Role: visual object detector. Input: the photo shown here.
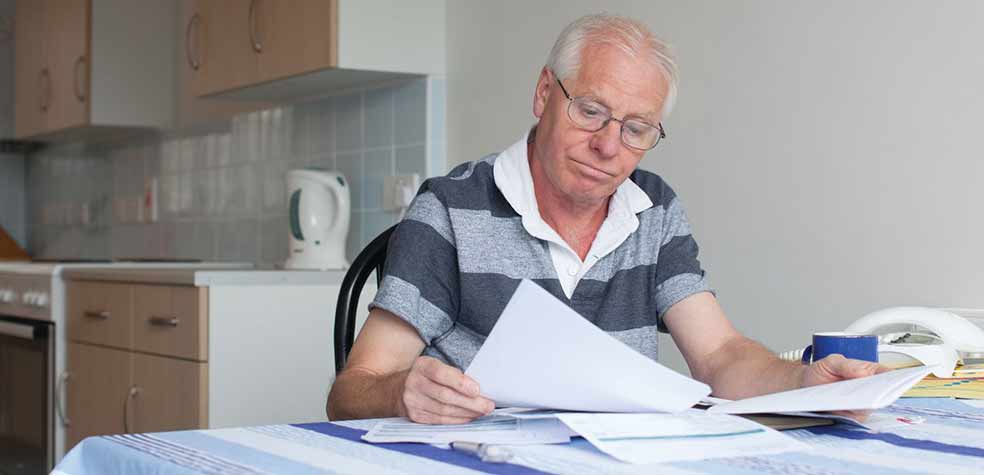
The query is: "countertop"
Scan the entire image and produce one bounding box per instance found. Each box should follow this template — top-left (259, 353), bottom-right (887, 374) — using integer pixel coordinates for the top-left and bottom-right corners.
top-left (62, 267), bottom-right (350, 286)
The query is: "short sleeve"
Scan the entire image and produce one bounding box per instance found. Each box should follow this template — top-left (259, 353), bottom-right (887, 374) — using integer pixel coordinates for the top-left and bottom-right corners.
top-left (654, 196), bottom-right (713, 331)
top-left (369, 190), bottom-right (460, 345)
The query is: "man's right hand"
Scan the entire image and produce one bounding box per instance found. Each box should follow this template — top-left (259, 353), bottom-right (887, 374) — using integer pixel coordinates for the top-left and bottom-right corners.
top-left (399, 356), bottom-right (495, 424)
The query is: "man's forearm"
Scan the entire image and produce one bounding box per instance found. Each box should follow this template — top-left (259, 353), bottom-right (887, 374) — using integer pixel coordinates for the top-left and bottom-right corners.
top-left (326, 367), bottom-right (408, 420)
top-left (699, 336), bottom-right (806, 400)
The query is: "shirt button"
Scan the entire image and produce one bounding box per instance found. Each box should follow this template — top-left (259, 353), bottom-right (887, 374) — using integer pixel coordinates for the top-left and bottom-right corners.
top-left (567, 265), bottom-right (578, 276)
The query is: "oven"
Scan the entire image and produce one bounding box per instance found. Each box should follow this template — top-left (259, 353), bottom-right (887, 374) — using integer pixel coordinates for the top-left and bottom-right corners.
top-left (0, 316), bottom-right (53, 475)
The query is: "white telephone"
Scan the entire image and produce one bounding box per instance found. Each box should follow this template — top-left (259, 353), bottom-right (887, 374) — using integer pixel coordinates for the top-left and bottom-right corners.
top-left (780, 307), bottom-right (984, 378)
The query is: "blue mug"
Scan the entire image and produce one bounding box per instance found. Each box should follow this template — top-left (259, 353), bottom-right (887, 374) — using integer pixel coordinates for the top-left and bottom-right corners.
top-left (801, 332), bottom-right (879, 364)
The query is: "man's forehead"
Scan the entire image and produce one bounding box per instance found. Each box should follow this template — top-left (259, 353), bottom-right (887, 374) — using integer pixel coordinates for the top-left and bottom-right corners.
top-left (571, 44), bottom-right (668, 120)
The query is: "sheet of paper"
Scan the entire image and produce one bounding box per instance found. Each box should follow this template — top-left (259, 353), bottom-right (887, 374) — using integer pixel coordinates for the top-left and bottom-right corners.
top-left (361, 414), bottom-right (571, 445)
top-left (709, 365), bottom-right (934, 414)
top-left (465, 279), bottom-right (710, 413)
top-left (555, 410), bottom-right (809, 464)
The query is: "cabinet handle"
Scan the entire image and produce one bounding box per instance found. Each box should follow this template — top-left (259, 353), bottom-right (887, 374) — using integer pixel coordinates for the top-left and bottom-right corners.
top-left (186, 13), bottom-right (201, 70)
top-left (83, 310), bottom-right (110, 320)
top-left (123, 385), bottom-right (141, 433)
top-left (149, 315), bottom-right (180, 327)
top-left (38, 68), bottom-right (50, 112)
top-left (56, 371), bottom-right (72, 427)
top-left (248, 0), bottom-right (263, 52)
top-left (73, 56), bottom-right (87, 102)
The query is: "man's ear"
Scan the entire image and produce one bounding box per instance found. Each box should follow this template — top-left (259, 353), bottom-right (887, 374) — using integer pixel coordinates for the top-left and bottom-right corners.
top-left (532, 67), bottom-right (553, 119)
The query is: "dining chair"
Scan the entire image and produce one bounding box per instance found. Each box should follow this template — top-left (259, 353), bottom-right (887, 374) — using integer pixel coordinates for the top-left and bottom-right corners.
top-left (333, 224), bottom-right (398, 373)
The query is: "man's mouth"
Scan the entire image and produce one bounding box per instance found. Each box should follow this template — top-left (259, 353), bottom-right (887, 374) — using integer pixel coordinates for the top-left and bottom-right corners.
top-left (570, 158), bottom-right (616, 177)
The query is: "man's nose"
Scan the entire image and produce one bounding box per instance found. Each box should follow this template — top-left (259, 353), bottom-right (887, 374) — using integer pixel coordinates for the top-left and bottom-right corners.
top-left (589, 120), bottom-right (622, 159)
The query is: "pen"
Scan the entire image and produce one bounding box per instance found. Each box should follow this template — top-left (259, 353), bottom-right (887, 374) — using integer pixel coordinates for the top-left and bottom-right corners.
top-left (450, 441), bottom-right (513, 463)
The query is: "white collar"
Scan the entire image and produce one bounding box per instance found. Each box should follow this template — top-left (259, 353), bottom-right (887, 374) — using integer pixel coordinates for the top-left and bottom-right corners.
top-left (492, 129), bottom-right (653, 252)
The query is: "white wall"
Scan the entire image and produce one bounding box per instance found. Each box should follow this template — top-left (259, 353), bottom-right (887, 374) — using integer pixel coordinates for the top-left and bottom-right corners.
top-left (447, 1), bottom-right (984, 373)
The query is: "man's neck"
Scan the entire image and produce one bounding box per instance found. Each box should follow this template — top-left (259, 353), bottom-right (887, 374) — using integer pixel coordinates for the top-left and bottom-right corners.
top-left (527, 142), bottom-right (609, 261)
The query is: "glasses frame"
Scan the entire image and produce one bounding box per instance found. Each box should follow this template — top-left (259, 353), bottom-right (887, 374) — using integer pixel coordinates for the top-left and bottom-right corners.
top-left (555, 78), bottom-right (666, 151)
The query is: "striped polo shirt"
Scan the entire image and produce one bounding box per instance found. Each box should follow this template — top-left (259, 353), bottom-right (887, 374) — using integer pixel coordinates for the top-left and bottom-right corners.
top-left (370, 135), bottom-right (712, 370)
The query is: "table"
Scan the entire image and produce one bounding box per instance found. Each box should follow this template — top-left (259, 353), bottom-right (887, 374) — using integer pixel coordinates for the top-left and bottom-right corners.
top-left (52, 398), bottom-right (984, 475)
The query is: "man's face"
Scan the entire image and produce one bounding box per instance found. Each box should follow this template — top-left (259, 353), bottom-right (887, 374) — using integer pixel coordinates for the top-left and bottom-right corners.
top-left (531, 44), bottom-right (669, 206)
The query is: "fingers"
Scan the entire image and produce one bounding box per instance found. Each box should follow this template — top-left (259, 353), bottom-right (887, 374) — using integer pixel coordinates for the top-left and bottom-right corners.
top-left (418, 358), bottom-right (481, 397)
top-left (402, 357), bottom-right (495, 424)
top-left (818, 354), bottom-right (887, 379)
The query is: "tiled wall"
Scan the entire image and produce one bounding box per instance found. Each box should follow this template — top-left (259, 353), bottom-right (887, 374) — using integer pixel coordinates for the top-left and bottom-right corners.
top-left (26, 77), bottom-right (447, 267)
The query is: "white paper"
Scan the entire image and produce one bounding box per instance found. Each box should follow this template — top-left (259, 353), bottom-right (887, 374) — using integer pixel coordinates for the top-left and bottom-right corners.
top-left (556, 410), bottom-right (809, 464)
top-left (709, 365), bottom-right (934, 414)
top-left (361, 414), bottom-right (571, 445)
top-left (465, 280), bottom-right (710, 413)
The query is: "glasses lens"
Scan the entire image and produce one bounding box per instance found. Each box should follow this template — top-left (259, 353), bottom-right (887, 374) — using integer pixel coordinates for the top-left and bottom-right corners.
top-left (568, 98), bottom-right (609, 131)
top-left (621, 120), bottom-right (661, 150)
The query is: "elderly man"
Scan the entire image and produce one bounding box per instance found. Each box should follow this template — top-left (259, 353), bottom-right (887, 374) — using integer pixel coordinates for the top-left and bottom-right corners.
top-left (327, 14), bottom-right (881, 424)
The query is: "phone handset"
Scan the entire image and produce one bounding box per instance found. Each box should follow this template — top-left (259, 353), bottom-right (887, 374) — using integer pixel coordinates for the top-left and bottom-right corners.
top-left (779, 307), bottom-right (984, 378)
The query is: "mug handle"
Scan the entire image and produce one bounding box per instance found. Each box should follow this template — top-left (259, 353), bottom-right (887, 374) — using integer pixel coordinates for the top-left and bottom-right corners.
top-left (801, 345), bottom-right (813, 364)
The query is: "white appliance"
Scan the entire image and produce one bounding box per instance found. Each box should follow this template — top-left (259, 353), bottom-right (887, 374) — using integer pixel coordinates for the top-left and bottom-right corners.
top-left (285, 169), bottom-right (351, 270)
top-left (0, 260), bottom-right (250, 472)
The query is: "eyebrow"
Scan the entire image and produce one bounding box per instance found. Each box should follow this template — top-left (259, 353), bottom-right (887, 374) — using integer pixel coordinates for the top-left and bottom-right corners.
top-left (581, 88), bottom-right (660, 124)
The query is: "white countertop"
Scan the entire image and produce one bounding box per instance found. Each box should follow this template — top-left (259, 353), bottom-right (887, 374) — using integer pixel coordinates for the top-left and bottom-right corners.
top-left (194, 269), bottom-right (349, 286)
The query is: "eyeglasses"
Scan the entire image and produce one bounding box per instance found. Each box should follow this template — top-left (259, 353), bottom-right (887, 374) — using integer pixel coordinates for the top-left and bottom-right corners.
top-left (555, 78), bottom-right (666, 151)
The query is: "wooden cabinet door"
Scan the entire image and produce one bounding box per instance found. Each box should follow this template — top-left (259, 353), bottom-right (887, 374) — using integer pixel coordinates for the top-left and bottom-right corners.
top-left (66, 282), bottom-right (132, 349)
top-left (195, 0), bottom-right (258, 95)
top-left (65, 343), bottom-right (131, 451)
top-left (131, 352), bottom-right (208, 433)
top-left (13, 0), bottom-right (48, 138)
top-left (44, 0), bottom-right (90, 132)
top-left (177, 0), bottom-right (264, 126)
top-left (259, 0), bottom-right (337, 82)
top-left (132, 285), bottom-right (207, 361)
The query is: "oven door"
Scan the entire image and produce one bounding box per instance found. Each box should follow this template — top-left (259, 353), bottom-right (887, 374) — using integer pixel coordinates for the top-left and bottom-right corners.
top-left (0, 316), bottom-right (53, 475)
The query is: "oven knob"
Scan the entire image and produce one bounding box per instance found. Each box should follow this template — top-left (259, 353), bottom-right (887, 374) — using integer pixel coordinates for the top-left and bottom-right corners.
top-left (35, 292), bottom-right (49, 308)
top-left (22, 291), bottom-right (36, 305)
top-left (0, 289), bottom-right (14, 303)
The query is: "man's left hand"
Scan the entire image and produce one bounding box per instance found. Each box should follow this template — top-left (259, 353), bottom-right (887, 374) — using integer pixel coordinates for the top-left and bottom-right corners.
top-left (800, 354), bottom-right (891, 422)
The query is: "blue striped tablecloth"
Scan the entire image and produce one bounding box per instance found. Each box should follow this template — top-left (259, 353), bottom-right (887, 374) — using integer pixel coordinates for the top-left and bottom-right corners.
top-left (52, 398), bottom-right (984, 475)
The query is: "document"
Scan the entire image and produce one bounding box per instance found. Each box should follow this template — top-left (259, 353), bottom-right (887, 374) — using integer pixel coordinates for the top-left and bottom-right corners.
top-left (708, 365), bottom-right (934, 414)
top-left (555, 410), bottom-right (809, 464)
top-left (465, 280), bottom-right (711, 413)
top-left (361, 414), bottom-right (572, 445)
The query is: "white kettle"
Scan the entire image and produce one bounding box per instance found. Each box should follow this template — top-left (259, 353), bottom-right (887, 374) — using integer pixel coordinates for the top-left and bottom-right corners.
top-left (285, 169), bottom-right (350, 270)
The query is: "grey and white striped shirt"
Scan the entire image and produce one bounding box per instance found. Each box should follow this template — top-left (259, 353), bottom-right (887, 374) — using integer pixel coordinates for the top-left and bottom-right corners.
top-left (370, 139), bottom-right (712, 370)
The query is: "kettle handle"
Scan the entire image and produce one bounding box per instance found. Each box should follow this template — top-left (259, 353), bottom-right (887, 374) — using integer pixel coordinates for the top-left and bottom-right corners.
top-left (289, 189), bottom-right (305, 241)
top-left (322, 175), bottom-right (349, 232)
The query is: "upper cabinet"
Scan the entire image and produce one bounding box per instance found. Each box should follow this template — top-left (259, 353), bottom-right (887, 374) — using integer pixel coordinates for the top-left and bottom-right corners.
top-left (184, 0), bottom-right (445, 101)
top-left (14, 0), bottom-right (176, 141)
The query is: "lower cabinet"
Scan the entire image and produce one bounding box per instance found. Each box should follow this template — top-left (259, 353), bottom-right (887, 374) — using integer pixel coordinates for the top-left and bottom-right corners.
top-left (65, 342), bottom-right (207, 450)
top-left (65, 343), bottom-right (129, 449)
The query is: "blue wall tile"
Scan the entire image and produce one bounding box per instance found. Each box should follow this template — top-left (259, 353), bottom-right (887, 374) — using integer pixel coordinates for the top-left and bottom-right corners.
top-left (394, 79), bottom-right (427, 146)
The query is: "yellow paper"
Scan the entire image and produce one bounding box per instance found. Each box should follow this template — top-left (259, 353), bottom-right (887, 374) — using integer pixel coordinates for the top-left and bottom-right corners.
top-left (902, 375), bottom-right (984, 399)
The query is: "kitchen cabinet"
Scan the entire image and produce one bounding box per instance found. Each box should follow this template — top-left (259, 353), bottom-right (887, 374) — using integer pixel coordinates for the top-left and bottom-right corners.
top-left (64, 281), bottom-right (208, 450)
top-left (175, 0), bottom-right (265, 127)
top-left (186, 0), bottom-right (445, 101)
top-left (13, 0), bottom-right (176, 141)
top-left (64, 343), bottom-right (130, 450)
top-left (61, 269), bottom-right (375, 452)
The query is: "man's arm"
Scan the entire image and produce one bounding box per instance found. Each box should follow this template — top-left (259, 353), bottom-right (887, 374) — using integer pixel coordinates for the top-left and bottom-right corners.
top-left (326, 308), bottom-right (494, 423)
top-left (663, 292), bottom-right (884, 401)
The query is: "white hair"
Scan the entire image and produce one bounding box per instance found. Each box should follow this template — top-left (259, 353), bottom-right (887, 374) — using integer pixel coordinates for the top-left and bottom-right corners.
top-left (546, 13), bottom-right (679, 119)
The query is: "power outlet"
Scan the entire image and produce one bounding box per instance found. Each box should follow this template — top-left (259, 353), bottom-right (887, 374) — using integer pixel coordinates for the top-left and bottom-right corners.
top-left (383, 174), bottom-right (420, 211)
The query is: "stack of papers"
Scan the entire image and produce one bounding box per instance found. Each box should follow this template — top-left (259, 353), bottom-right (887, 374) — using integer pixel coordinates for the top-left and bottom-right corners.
top-left (362, 414), bottom-right (571, 445)
top-left (362, 280), bottom-right (934, 465)
top-left (465, 280), bottom-right (710, 413)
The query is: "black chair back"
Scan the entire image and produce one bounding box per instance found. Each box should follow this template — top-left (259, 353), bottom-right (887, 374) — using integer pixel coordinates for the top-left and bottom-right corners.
top-left (334, 225), bottom-right (398, 373)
